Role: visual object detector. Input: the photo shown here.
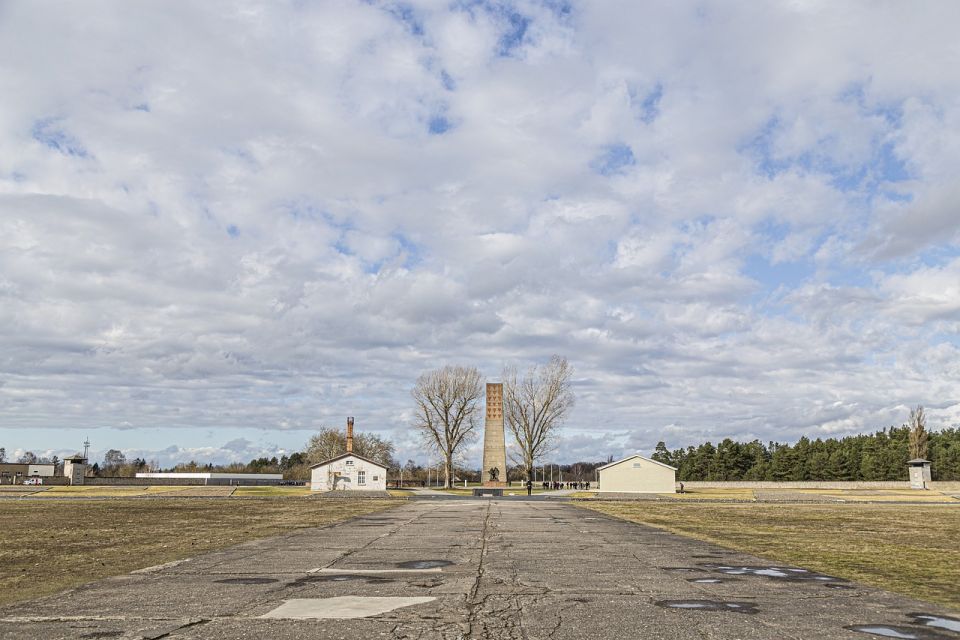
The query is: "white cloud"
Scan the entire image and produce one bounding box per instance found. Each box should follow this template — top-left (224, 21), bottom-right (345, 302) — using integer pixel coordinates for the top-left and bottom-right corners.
top-left (1, 1), bottom-right (959, 465)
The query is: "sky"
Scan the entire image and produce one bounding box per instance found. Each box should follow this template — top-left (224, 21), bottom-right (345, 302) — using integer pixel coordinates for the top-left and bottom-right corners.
top-left (2, 1), bottom-right (959, 470)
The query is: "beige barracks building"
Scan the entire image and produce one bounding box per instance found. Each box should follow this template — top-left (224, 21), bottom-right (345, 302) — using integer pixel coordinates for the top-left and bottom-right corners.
top-left (596, 454), bottom-right (677, 493)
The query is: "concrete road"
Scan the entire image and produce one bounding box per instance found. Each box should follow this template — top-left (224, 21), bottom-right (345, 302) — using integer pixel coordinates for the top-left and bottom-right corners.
top-left (2, 499), bottom-right (958, 639)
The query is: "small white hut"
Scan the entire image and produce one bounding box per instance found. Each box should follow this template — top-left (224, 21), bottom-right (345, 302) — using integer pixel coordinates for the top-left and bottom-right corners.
top-left (309, 417), bottom-right (388, 492)
top-left (596, 454), bottom-right (677, 493)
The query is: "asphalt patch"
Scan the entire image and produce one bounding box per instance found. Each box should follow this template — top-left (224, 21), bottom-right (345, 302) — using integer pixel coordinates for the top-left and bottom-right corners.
top-left (655, 600), bottom-right (759, 614)
top-left (214, 577), bottom-right (279, 585)
top-left (293, 574), bottom-right (394, 586)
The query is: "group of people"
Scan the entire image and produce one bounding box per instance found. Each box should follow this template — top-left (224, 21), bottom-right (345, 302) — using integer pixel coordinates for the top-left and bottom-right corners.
top-left (541, 481), bottom-right (590, 490)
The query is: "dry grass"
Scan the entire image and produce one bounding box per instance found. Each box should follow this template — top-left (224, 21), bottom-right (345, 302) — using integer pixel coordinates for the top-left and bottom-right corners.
top-left (0, 497), bottom-right (398, 606)
top-left (231, 486), bottom-right (311, 497)
top-left (665, 488), bottom-right (757, 500)
top-left (35, 486), bottom-right (188, 497)
top-left (578, 501), bottom-right (960, 611)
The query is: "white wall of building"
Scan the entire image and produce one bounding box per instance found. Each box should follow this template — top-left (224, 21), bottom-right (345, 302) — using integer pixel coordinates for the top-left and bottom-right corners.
top-left (597, 455), bottom-right (676, 493)
top-left (310, 455), bottom-right (387, 491)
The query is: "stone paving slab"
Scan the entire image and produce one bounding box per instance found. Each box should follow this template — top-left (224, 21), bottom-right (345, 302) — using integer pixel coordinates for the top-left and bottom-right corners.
top-left (1, 499), bottom-right (958, 639)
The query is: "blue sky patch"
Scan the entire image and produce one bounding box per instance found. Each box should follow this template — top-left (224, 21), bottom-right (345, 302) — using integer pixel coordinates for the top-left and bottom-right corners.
top-left (31, 118), bottom-right (88, 157)
top-left (591, 143), bottom-right (636, 176)
top-left (638, 83), bottom-right (662, 123)
top-left (428, 114), bottom-right (452, 135)
top-left (385, 2), bottom-right (424, 36)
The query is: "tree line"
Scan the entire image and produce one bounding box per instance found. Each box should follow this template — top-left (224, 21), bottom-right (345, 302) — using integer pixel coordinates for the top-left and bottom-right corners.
top-left (651, 410), bottom-right (960, 482)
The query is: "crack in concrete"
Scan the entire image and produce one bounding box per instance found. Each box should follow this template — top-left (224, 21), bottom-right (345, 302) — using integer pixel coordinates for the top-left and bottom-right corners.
top-left (464, 502), bottom-right (492, 639)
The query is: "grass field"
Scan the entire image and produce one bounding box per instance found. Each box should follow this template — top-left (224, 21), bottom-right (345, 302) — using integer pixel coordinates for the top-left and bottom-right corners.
top-left (0, 498), bottom-right (397, 606)
top-left (578, 501), bottom-right (960, 611)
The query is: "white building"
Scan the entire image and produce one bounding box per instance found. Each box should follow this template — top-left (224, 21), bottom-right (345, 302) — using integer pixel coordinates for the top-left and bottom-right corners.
top-left (310, 453), bottom-right (387, 492)
top-left (596, 454), bottom-right (677, 493)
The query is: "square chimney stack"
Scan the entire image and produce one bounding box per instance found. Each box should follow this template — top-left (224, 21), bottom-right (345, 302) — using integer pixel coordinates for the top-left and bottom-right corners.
top-left (346, 416), bottom-right (354, 453)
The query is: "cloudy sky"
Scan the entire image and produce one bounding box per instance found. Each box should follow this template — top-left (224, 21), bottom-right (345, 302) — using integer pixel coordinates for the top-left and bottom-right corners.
top-left (2, 1), bottom-right (959, 469)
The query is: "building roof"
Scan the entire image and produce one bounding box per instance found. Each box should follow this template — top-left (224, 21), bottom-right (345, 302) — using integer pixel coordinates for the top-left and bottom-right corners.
top-left (309, 452), bottom-right (388, 470)
top-left (596, 454), bottom-right (678, 472)
top-left (907, 458), bottom-right (931, 465)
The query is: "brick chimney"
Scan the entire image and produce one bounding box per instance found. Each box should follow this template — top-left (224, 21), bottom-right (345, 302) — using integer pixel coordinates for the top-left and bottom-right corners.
top-left (346, 417), bottom-right (354, 453)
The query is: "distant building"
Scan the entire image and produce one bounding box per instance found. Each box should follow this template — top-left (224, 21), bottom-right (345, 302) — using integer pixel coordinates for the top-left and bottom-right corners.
top-left (596, 454), bottom-right (677, 493)
top-left (309, 417), bottom-right (388, 492)
top-left (0, 463), bottom-right (55, 485)
top-left (135, 472), bottom-right (284, 485)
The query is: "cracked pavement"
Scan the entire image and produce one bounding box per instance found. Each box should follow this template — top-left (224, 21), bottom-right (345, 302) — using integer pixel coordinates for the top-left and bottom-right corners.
top-left (1, 499), bottom-right (957, 639)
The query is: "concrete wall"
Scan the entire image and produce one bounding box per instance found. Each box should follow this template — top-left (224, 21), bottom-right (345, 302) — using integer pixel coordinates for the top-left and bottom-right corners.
top-left (311, 456), bottom-right (387, 491)
top-left (679, 480), bottom-right (960, 491)
top-left (599, 457), bottom-right (676, 493)
top-left (136, 472), bottom-right (284, 481)
top-left (84, 477), bottom-right (286, 486)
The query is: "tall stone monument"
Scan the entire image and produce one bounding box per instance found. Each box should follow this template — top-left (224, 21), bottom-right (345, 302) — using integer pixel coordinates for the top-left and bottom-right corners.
top-left (481, 382), bottom-right (507, 487)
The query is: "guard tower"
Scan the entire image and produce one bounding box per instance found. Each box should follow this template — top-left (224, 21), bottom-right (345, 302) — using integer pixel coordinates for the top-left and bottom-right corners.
top-left (907, 458), bottom-right (931, 490)
top-left (63, 455), bottom-right (87, 485)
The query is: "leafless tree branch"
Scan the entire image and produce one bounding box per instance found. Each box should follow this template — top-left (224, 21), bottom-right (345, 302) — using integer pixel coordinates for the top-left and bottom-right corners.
top-left (411, 365), bottom-right (484, 488)
top-left (503, 355), bottom-right (574, 481)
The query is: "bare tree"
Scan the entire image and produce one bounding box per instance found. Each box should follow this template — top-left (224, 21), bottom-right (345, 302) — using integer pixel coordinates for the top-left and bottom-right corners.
top-left (908, 405), bottom-right (929, 460)
top-left (304, 427), bottom-right (396, 467)
top-left (503, 356), bottom-right (575, 481)
top-left (411, 365), bottom-right (484, 488)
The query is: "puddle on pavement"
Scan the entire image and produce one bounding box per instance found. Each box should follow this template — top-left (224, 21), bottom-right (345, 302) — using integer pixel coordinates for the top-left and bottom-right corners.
top-left (687, 578), bottom-right (729, 584)
top-left (907, 614), bottom-right (960, 633)
top-left (846, 624), bottom-right (955, 639)
top-left (397, 560), bottom-right (453, 569)
top-left (655, 600), bottom-right (758, 614)
top-left (698, 563), bottom-right (845, 583)
top-left (293, 574), bottom-right (393, 586)
top-left (214, 577), bottom-right (279, 585)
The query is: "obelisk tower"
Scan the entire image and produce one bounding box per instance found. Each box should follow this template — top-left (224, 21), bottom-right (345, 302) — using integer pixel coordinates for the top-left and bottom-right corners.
top-left (481, 382), bottom-right (507, 487)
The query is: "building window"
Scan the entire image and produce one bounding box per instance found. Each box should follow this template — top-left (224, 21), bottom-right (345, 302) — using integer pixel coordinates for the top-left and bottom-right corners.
top-left (372, 476), bottom-right (378, 482)
top-left (345, 460), bottom-right (354, 466)
top-left (357, 471), bottom-right (366, 485)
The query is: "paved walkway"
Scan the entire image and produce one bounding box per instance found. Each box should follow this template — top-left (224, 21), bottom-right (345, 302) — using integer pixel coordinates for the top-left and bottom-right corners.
top-left (1, 500), bottom-right (957, 639)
